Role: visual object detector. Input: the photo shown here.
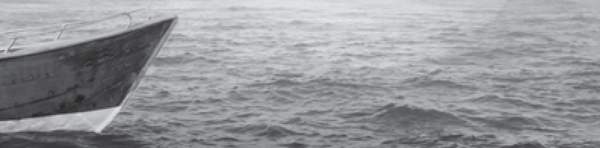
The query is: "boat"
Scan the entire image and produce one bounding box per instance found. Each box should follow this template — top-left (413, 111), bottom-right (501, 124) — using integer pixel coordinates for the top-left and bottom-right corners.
top-left (0, 9), bottom-right (178, 133)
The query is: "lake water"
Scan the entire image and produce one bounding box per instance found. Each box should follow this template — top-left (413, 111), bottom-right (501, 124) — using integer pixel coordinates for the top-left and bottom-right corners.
top-left (1, 0), bottom-right (600, 147)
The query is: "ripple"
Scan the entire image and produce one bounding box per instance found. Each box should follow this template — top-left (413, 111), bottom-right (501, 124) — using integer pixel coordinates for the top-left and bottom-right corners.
top-left (567, 70), bottom-right (600, 77)
top-left (570, 99), bottom-right (600, 106)
top-left (213, 137), bottom-right (242, 142)
top-left (132, 104), bottom-right (189, 113)
top-left (0, 131), bottom-right (147, 148)
top-left (488, 75), bottom-right (552, 83)
top-left (404, 76), bottom-right (476, 90)
top-left (248, 79), bottom-right (302, 87)
top-left (571, 84), bottom-right (600, 92)
top-left (153, 53), bottom-right (213, 67)
top-left (466, 94), bottom-right (547, 109)
top-left (460, 48), bottom-right (524, 59)
top-left (277, 142), bottom-right (308, 148)
top-left (199, 24), bottom-right (249, 31)
top-left (467, 116), bottom-right (540, 130)
top-left (224, 124), bottom-right (307, 139)
top-left (294, 109), bottom-right (333, 116)
top-left (501, 142), bottom-right (545, 148)
top-left (373, 104), bottom-right (467, 128)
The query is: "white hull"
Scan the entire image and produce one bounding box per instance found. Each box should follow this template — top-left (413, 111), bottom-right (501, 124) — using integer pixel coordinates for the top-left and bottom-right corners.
top-left (0, 106), bottom-right (122, 133)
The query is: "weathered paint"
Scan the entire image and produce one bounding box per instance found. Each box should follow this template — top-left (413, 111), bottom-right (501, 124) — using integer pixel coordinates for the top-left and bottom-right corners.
top-left (0, 16), bottom-right (177, 121)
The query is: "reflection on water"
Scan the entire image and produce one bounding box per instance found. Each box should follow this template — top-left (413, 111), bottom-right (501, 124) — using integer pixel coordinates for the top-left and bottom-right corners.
top-left (2, 0), bottom-right (600, 147)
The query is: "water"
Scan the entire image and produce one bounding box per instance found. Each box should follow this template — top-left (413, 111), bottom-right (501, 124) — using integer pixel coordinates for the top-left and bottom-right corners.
top-left (2, 0), bottom-right (600, 147)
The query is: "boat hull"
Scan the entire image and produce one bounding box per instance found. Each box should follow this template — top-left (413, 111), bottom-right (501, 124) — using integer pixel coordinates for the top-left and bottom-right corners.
top-left (0, 15), bottom-right (177, 129)
top-left (0, 106), bottom-right (122, 133)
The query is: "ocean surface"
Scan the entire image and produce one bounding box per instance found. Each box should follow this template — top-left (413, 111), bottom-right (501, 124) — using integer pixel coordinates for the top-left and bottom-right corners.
top-left (2, 0), bottom-right (600, 147)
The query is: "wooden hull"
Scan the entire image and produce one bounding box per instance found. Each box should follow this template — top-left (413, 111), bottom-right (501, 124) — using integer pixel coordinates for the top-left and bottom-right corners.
top-left (0, 15), bottom-right (178, 123)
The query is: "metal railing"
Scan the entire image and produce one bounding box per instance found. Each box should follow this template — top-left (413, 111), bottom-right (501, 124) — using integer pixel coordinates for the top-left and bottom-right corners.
top-left (2, 8), bottom-right (153, 54)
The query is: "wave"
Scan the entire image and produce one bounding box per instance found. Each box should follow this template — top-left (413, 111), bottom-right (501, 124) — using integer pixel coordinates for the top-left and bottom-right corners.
top-left (131, 103), bottom-right (189, 113)
top-left (567, 70), bottom-right (600, 77)
top-left (425, 57), bottom-right (478, 65)
top-left (225, 6), bottom-right (293, 12)
top-left (466, 94), bottom-right (547, 109)
top-left (153, 53), bottom-right (215, 67)
top-left (294, 109), bottom-right (333, 116)
top-left (403, 76), bottom-right (476, 90)
top-left (553, 56), bottom-right (599, 66)
top-left (278, 142), bottom-right (309, 148)
top-left (226, 6), bottom-right (262, 12)
top-left (199, 23), bottom-right (257, 31)
top-left (460, 48), bottom-right (525, 59)
top-left (248, 79), bottom-right (302, 87)
top-left (372, 104), bottom-right (467, 128)
top-left (0, 131), bottom-right (147, 148)
top-left (466, 115), bottom-right (540, 130)
top-left (570, 99), bottom-right (600, 106)
top-left (571, 84), bottom-right (600, 92)
top-left (224, 124), bottom-right (309, 139)
top-left (168, 32), bottom-right (197, 42)
top-left (289, 41), bottom-right (331, 48)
